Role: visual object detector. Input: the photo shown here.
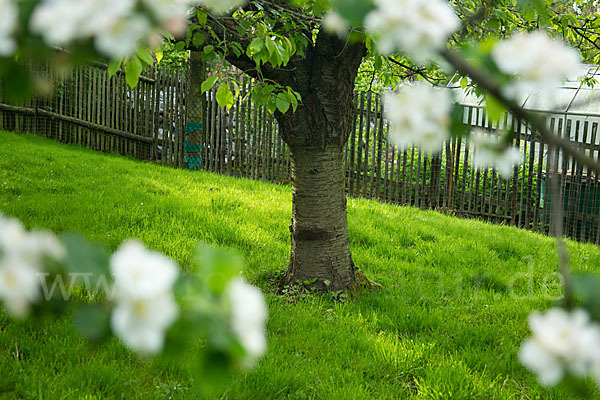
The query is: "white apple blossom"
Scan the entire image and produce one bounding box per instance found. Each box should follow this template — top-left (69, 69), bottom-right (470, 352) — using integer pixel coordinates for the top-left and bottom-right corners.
top-left (0, 254), bottom-right (42, 317)
top-left (111, 292), bottom-right (178, 355)
top-left (365, 0), bottom-right (459, 64)
top-left (31, 0), bottom-right (135, 55)
top-left (95, 16), bottom-right (151, 60)
top-left (492, 32), bottom-right (581, 100)
top-left (323, 12), bottom-right (349, 38)
top-left (226, 277), bottom-right (268, 367)
top-left (0, 0), bottom-right (18, 56)
top-left (110, 240), bottom-right (178, 300)
top-left (110, 240), bottom-right (179, 355)
top-left (0, 214), bottom-right (64, 317)
top-left (471, 130), bottom-right (521, 178)
top-left (385, 84), bottom-right (452, 153)
top-left (519, 308), bottom-right (600, 386)
top-left (195, 0), bottom-right (247, 15)
top-left (30, 0), bottom-right (196, 58)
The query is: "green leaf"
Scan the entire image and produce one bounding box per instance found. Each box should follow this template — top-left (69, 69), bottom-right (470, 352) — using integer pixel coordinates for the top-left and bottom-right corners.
top-left (136, 49), bottom-right (154, 66)
top-left (484, 94), bottom-right (506, 123)
top-left (197, 10), bottom-right (208, 25)
top-left (194, 245), bottom-right (243, 295)
top-left (192, 32), bottom-right (206, 47)
top-left (488, 18), bottom-right (500, 32)
top-left (264, 37), bottom-right (276, 57)
top-left (201, 76), bottom-right (219, 93)
top-left (155, 51), bottom-right (163, 65)
top-left (62, 234), bottom-right (110, 289)
top-left (216, 83), bottom-right (234, 109)
top-left (247, 38), bottom-right (264, 56)
top-left (267, 99), bottom-right (277, 114)
top-left (288, 89), bottom-right (298, 112)
top-left (449, 103), bottom-right (467, 139)
top-left (276, 93), bottom-right (291, 114)
top-left (73, 305), bottom-right (110, 342)
top-left (124, 56), bottom-right (143, 89)
top-left (107, 60), bottom-right (121, 77)
top-left (571, 274), bottom-right (600, 323)
top-left (230, 42), bottom-right (243, 57)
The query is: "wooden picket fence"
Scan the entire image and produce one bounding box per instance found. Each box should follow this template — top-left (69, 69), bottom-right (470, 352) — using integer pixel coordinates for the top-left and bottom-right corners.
top-left (200, 78), bottom-right (291, 182)
top-left (0, 61), bottom-right (187, 167)
top-left (201, 89), bottom-right (600, 244)
top-left (2, 63), bottom-right (600, 244)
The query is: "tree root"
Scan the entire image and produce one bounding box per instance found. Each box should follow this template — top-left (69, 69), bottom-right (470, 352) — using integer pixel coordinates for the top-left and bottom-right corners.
top-left (347, 268), bottom-right (382, 296)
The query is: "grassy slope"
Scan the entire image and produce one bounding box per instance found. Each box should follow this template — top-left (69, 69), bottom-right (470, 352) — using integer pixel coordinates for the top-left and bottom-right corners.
top-left (1, 131), bottom-right (599, 399)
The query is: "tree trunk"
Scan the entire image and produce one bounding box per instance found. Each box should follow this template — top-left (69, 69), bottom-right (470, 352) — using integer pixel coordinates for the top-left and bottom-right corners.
top-left (285, 144), bottom-right (355, 291)
top-left (272, 33), bottom-right (365, 293)
top-left (209, 21), bottom-right (367, 292)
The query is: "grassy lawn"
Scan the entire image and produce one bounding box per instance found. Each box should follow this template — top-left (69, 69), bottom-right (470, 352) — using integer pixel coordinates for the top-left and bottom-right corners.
top-left (1, 130), bottom-right (600, 399)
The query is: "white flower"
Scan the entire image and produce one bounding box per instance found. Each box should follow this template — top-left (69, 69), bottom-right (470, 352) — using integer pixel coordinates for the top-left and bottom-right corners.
top-left (492, 32), bottom-right (581, 100)
top-left (141, 0), bottom-right (191, 36)
top-left (0, 214), bottom-right (64, 317)
top-left (365, 0), bottom-right (459, 63)
top-left (110, 240), bottom-right (178, 300)
top-left (385, 84), bottom-right (452, 153)
top-left (95, 16), bottom-right (151, 59)
top-left (111, 292), bottom-right (178, 355)
top-left (0, 255), bottom-right (42, 317)
top-left (226, 278), bottom-right (268, 366)
top-left (31, 0), bottom-right (107, 46)
top-left (80, 0), bottom-right (135, 39)
top-left (194, 0), bottom-right (246, 15)
top-left (471, 130), bottom-right (521, 178)
top-left (519, 308), bottom-right (600, 386)
top-left (30, 0), bottom-right (161, 58)
top-left (110, 240), bottom-right (180, 355)
top-left (323, 12), bottom-right (349, 38)
top-left (0, 0), bottom-right (18, 56)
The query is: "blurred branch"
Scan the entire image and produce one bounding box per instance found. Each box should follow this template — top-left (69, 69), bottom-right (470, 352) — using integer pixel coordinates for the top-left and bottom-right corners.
top-left (548, 148), bottom-right (575, 309)
top-left (441, 47), bottom-right (600, 176)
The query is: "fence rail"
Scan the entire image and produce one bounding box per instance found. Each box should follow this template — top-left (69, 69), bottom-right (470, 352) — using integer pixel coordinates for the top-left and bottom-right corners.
top-left (0, 62), bottom-right (187, 168)
top-left (199, 88), bottom-right (600, 244)
top-left (1, 62), bottom-right (599, 244)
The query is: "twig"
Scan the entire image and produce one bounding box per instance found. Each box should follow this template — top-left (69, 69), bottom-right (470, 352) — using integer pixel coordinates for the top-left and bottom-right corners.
top-left (440, 47), bottom-right (600, 176)
top-left (548, 148), bottom-right (575, 309)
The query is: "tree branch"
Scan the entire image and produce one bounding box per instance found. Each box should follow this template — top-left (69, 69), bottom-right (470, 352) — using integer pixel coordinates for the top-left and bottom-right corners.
top-left (441, 47), bottom-right (600, 176)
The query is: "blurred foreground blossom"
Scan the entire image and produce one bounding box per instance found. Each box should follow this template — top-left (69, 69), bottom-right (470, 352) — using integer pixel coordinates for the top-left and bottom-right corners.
top-left (471, 130), bottom-right (521, 178)
top-left (110, 240), bottom-right (179, 355)
top-left (365, 0), bottom-right (459, 63)
top-left (323, 12), bottom-right (349, 37)
top-left (385, 84), bottom-right (452, 153)
top-left (30, 0), bottom-right (189, 58)
top-left (519, 308), bottom-right (600, 386)
top-left (0, 0), bottom-right (17, 56)
top-left (195, 0), bottom-right (247, 15)
top-left (0, 214), bottom-right (64, 317)
top-left (492, 32), bottom-right (581, 100)
top-left (226, 277), bottom-right (268, 367)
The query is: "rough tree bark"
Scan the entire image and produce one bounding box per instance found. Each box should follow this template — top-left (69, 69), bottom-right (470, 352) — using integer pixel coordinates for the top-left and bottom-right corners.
top-left (200, 17), bottom-right (367, 292)
top-left (274, 33), bottom-right (366, 291)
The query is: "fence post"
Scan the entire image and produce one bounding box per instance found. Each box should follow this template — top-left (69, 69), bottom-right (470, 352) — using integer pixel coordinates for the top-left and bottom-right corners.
top-left (185, 51), bottom-right (206, 170)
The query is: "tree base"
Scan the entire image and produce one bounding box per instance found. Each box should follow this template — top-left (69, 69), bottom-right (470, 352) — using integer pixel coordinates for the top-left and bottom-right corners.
top-left (278, 262), bottom-right (381, 296)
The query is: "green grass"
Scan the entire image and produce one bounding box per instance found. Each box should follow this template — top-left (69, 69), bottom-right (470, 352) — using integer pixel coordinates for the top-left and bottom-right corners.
top-left (1, 130), bottom-right (600, 399)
